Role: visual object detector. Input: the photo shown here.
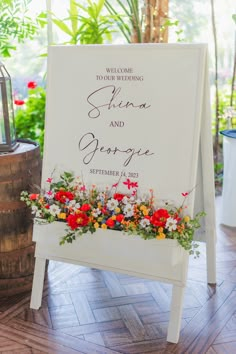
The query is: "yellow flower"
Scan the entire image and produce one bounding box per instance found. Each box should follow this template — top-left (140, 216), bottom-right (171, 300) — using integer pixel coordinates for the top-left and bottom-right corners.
top-left (142, 209), bottom-right (149, 216)
top-left (158, 227), bottom-right (163, 233)
top-left (97, 202), bottom-right (102, 209)
top-left (111, 215), bottom-right (116, 220)
top-left (115, 207), bottom-right (120, 213)
top-left (101, 224), bottom-right (107, 229)
top-left (58, 212), bottom-right (67, 220)
top-left (140, 205), bottom-right (146, 211)
top-left (184, 215), bottom-right (190, 223)
top-left (94, 222), bottom-right (99, 229)
top-left (156, 233), bottom-right (166, 240)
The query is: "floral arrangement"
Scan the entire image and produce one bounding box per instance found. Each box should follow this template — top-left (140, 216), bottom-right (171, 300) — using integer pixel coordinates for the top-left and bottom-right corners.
top-left (20, 171), bottom-right (205, 257)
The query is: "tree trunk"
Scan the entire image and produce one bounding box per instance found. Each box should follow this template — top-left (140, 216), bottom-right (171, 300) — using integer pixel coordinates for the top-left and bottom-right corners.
top-left (142, 0), bottom-right (169, 43)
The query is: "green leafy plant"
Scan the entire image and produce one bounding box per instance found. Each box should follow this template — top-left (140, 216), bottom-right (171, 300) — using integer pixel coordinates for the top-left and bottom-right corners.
top-left (14, 81), bottom-right (45, 154)
top-left (77, 0), bottom-right (115, 44)
top-left (0, 0), bottom-right (44, 57)
top-left (105, 0), bottom-right (141, 42)
top-left (46, 0), bottom-right (116, 45)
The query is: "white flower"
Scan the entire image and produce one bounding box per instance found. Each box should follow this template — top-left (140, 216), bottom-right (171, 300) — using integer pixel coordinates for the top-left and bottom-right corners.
top-left (129, 196), bottom-right (135, 203)
top-left (68, 200), bottom-right (76, 207)
top-left (45, 191), bottom-right (54, 199)
top-left (124, 203), bottom-right (134, 217)
top-left (122, 196), bottom-right (129, 204)
top-left (31, 205), bottom-right (38, 214)
top-left (35, 210), bottom-right (42, 218)
top-left (139, 218), bottom-right (150, 228)
top-left (166, 217), bottom-right (178, 231)
top-left (107, 198), bottom-right (119, 211)
top-left (78, 191), bottom-right (87, 199)
top-left (92, 208), bottom-right (101, 217)
top-left (32, 206), bottom-right (43, 218)
top-left (68, 200), bottom-right (81, 210)
top-left (49, 204), bottom-right (61, 216)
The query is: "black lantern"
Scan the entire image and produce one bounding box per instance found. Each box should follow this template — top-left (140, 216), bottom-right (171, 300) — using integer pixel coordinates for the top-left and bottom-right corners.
top-left (0, 61), bottom-right (19, 152)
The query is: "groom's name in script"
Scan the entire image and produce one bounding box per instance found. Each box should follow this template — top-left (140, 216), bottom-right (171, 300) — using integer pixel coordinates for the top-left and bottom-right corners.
top-left (78, 132), bottom-right (154, 167)
top-left (87, 85), bottom-right (151, 119)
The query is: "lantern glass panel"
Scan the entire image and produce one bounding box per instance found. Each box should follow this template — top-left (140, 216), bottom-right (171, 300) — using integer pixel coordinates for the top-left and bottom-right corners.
top-left (0, 84), bottom-right (6, 144)
top-left (5, 79), bottom-right (16, 142)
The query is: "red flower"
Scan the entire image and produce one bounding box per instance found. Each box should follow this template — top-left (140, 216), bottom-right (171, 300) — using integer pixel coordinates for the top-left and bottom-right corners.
top-left (29, 193), bottom-right (39, 200)
top-left (116, 214), bottom-right (124, 223)
top-left (181, 192), bottom-right (189, 197)
top-left (67, 212), bottom-right (89, 230)
top-left (150, 209), bottom-right (170, 227)
top-left (14, 99), bottom-right (25, 106)
top-left (80, 203), bottom-right (91, 212)
top-left (55, 191), bottom-right (74, 203)
top-left (113, 193), bottom-right (125, 202)
top-left (106, 218), bottom-right (115, 228)
top-left (27, 81), bottom-right (37, 89)
top-left (123, 178), bottom-right (132, 190)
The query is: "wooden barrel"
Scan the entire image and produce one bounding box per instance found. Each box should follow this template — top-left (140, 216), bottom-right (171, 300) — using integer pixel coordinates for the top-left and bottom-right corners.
top-left (0, 141), bottom-right (41, 296)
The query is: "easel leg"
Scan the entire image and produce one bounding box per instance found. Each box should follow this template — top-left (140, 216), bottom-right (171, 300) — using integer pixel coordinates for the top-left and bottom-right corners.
top-left (206, 233), bottom-right (217, 284)
top-left (30, 257), bottom-right (47, 310)
top-left (167, 284), bottom-right (185, 343)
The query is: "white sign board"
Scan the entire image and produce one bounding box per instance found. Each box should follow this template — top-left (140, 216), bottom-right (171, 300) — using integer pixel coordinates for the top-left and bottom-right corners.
top-left (45, 45), bottom-right (204, 203)
top-left (42, 44), bottom-right (216, 282)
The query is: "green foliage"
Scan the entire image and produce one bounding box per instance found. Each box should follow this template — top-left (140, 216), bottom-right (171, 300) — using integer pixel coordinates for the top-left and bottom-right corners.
top-left (49, 0), bottom-right (116, 45)
top-left (77, 0), bottom-right (115, 44)
top-left (105, 0), bottom-right (141, 43)
top-left (211, 87), bottom-right (236, 136)
top-left (15, 86), bottom-right (46, 155)
top-left (211, 86), bottom-right (236, 193)
top-left (0, 0), bottom-right (44, 57)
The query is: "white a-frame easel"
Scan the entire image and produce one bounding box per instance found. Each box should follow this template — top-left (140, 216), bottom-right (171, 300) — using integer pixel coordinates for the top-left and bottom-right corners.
top-left (30, 44), bottom-right (216, 343)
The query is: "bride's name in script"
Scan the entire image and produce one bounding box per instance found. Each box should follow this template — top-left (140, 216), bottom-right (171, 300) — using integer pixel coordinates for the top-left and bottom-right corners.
top-left (87, 85), bottom-right (151, 119)
top-left (78, 132), bottom-right (154, 167)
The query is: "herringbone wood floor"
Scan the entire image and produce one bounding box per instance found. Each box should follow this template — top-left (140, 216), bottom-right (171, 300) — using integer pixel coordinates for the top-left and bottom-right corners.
top-left (0, 197), bottom-right (236, 354)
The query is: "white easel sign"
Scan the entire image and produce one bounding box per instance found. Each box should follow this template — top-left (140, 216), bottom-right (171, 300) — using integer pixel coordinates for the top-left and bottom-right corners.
top-left (30, 44), bottom-right (216, 344)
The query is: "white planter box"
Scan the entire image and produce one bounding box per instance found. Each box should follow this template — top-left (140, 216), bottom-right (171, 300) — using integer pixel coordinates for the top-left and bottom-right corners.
top-left (31, 221), bottom-right (189, 343)
top-left (33, 221), bottom-right (186, 281)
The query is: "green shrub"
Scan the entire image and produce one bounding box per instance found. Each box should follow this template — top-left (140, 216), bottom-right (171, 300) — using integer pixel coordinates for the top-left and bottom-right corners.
top-left (14, 82), bottom-right (45, 155)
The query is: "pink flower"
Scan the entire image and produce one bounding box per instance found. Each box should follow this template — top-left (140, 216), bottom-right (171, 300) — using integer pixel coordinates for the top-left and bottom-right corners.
top-left (181, 192), bottom-right (189, 197)
top-left (27, 81), bottom-right (37, 89)
top-left (14, 99), bottom-right (25, 106)
top-left (46, 178), bottom-right (53, 183)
